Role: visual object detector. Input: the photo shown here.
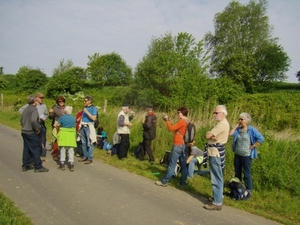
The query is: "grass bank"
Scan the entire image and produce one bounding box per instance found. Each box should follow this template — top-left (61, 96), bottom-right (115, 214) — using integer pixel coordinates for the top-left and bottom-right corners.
top-left (0, 100), bottom-right (299, 225)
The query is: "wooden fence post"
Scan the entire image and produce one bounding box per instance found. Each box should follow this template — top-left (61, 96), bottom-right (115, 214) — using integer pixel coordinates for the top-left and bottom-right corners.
top-left (103, 99), bottom-right (107, 113)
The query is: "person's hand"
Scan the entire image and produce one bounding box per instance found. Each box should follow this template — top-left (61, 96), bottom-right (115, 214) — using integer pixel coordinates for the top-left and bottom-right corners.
top-left (127, 122), bottom-right (133, 127)
top-left (49, 109), bottom-right (53, 113)
top-left (36, 130), bottom-right (40, 134)
top-left (210, 135), bottom-right (218, 141)
top-left (83, 108), bottom-right (89, 114)
top-left (162, 113), bottom-right (169, 121)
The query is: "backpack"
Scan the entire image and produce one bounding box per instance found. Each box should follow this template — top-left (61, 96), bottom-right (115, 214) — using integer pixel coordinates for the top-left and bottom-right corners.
top-left (228, 177), bottom-right (251, 200)
top-left (160, 151), bottom-right (171, 166)
top-left (160, 151), bottom-right (181, 176)
top-left (184, 122), bottom-right (196, 143)
top-left (132, 142), bottom-right (144, 158)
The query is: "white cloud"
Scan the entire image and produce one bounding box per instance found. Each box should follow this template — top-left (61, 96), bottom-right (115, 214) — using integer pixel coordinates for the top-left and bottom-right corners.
top-left (0, 0), bottom-right (299, 82)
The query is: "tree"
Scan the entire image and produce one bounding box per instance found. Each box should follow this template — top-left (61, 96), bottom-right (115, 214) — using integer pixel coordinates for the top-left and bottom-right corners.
top-left (46, 67), bottom-right (85, 98)
top-left (132, 32), bottom-right (209, 110)
top-left (15, 66), bottom-right (47, 93)
top-left (86, 52), bottom-right (132, 86)
top-left (296, 71), bottom-right (300, 82)
top-left (53, 59), bottom-right (87, 79)
top-left (204, 0), bottom-right (290, 93)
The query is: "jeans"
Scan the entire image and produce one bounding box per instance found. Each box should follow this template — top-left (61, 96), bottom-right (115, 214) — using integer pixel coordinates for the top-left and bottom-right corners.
top-left (209, 156), bottom-right (223, 206)
top-left (22, 133), bottom-right (42, 169)
top-left (161, 144), bottom-right (187, 185)
top-left (80, 127), bottom-right (94, 160)
top-left (60, 147), bottom-right (74, 163)
top-left (234, 154), bottom-right (252, 191)
top-left (187, 158), bottom-right (210, 178)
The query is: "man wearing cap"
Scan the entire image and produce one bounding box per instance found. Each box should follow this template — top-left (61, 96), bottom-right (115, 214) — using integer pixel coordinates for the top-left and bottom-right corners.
top-left (139, 104), bottom-right (157, 164)
top-left (19, 93), bottom-right (49, 161)
top-left (21, 95), bottom-right (49, 173)
top-left (117, 104), bottom-right (134, 160)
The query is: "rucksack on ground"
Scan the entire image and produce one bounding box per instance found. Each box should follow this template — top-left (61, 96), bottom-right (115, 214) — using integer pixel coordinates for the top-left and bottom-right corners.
top-left (228, 177), bottom-right (251, 200)
top-left (132, 142), bottom-right (143, 158)
top-left (160, 150), bottom-right (181, 177)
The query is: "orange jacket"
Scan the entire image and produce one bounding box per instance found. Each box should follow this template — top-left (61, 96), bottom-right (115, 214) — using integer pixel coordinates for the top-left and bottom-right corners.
top-left (166, 119), bottom-right (187, 145)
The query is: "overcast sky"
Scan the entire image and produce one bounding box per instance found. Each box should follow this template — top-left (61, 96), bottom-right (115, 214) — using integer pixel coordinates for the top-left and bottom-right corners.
top-left (0, 0), bottom-right (299, 83)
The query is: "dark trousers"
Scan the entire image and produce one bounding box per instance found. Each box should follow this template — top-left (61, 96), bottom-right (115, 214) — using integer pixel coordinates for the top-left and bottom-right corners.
top-left (234, 154), bottom-right (252, 191)
top-left (140, 139), bottom-right (154, 162)
top-left (22, 133), bottom-right (42, 169)
top-left (38, 125), bottom-right (47, 157)
top-left (118, 134), bottom-right (130, 159)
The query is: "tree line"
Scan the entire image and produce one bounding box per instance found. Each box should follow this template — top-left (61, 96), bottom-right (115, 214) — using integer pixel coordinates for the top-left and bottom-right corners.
top-left (0, 0), bottom-right (296, 110)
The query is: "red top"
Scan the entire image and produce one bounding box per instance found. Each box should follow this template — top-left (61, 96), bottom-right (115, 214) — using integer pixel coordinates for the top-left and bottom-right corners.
top-left (75, 111), bottom-right (83, 131)
top-left (166, 119), bottom-right (187, 145)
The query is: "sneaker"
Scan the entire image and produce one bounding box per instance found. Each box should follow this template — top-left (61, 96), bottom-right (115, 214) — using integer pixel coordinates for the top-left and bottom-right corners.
top-left (34, 166), bottom-right (49, 173)
top-left (69, 164), bottom-right (74, 172)
top-left (75, 153), bottom-right (80, 157)
top-left (84, 160), bottom-right (93, 164)
top-left (155, 181), bottom-right (167, 187)
top-left (22, 165), bottom-right (34, 172)
top-left (57, 163), bottom-right (65, 171)
top-left (78, 158), bottom-right (88, 162)
top-left (203, 203), bottom-right (222, 211)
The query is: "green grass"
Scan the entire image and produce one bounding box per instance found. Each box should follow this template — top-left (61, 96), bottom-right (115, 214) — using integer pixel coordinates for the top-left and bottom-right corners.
top-left (1, 101), bottom-right (299, 225)
top-left (0, 191), bottom-right (34, 225)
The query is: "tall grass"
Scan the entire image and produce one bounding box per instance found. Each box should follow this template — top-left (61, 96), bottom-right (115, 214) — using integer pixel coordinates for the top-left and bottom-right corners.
top-left (0, 92), bottom-right (300, 225)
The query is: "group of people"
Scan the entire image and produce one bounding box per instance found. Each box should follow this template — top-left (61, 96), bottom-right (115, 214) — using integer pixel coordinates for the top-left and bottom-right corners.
top-left (20, 94), bottom-right (99, 173)
top-left (155, 105), bottom-right (264, 212)
top-left (20, 95), bottom-right (264, 211)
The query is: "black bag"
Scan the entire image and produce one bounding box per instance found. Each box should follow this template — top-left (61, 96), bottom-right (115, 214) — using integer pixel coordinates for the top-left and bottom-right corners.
top-left (132, 142), bottom-right (143, 158)
top-left (228, 177), bottom-right (251, 200)
top-left (160, 151), bottom-right (171, 166)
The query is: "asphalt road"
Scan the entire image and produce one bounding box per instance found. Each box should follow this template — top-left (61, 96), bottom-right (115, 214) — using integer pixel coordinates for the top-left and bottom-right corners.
top-left (0, 124), bottom-right (281, 225)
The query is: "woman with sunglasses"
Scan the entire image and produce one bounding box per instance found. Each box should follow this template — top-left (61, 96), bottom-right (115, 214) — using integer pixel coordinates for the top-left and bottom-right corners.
top-left (229, 112), bottom-right (264, 195)
top-left (49, 96), bottom-right (66, 160)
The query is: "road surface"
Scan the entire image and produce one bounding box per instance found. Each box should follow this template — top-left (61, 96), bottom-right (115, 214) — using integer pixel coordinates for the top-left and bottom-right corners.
top-left (0, 124), bottom-right (281, 225)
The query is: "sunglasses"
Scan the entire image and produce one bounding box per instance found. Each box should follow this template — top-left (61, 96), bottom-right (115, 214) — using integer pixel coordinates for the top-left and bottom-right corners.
top-left (58, 100), bottom-right (65, 103)
top-left (84, 99), bottom-right (89, 102)
top-left (239, 118), bottom-right (245, 121)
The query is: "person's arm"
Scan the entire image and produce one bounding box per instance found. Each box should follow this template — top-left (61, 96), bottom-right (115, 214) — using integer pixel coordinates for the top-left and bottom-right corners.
top-left (186, 155), bottom-right (194, 164)
top-left (18, 104), bottom-right (28, 114)
top-left (229, 124), bottom-right (239, 136)
top-left (205, 131), bottom-right (218, 141)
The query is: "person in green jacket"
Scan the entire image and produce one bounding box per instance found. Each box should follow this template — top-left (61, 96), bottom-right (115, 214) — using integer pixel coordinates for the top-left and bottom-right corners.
top-left (55, 106), bottom-right (76, 172)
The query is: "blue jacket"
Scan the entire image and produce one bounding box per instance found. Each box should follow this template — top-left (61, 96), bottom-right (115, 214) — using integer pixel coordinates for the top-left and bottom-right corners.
top-left (232, 126), bottom-right (264, 159)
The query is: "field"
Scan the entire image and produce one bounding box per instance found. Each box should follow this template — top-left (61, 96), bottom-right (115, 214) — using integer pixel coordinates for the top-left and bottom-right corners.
top-left (0, 86), bottom-right (300, 225)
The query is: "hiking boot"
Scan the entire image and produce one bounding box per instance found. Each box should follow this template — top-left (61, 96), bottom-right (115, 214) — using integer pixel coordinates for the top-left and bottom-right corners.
top-left (78, 158), bottom-right (88, 162)
top-left (22, 165), bottom-right (34, 172)
top-left (203, 203), bottom-right (222, 211)
top-left (69, 164), bottom-right (74, 172)
top-left (34, 166), bottom-right (49, 173)
top-left (84, 160), bottom-right (93, 164)
top-left (57, 163), bottom-right (65, 171)
top-left (155, 181), bottom-right (167, 187)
